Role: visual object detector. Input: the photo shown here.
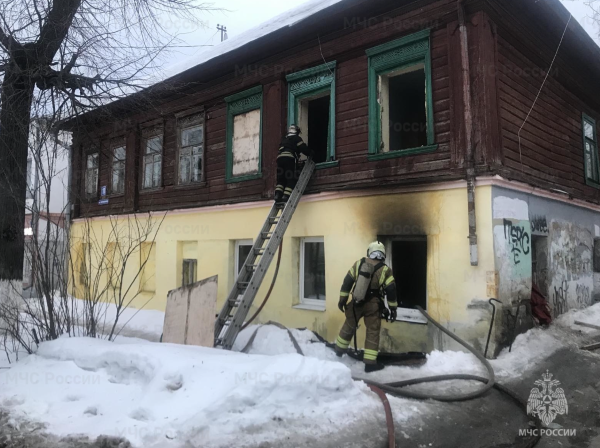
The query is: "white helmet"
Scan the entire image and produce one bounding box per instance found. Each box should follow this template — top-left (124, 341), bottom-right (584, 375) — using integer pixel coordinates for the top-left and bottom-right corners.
top-left (287, 124), bottom-right (301, 135)
top-left (367, 241), bottom-right (386, 259)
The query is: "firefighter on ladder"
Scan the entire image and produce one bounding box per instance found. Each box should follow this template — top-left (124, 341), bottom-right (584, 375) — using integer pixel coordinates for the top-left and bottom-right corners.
top-left (335, 242), bottom-right (399, 373)
top-left (275, 124), bottom-right (313, 203)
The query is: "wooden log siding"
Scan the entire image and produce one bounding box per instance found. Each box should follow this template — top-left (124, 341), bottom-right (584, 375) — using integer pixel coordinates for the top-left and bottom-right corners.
top-left (71, 0), bottom-right (600, 218)
top-left (497, 33), bottom-right (600, 202)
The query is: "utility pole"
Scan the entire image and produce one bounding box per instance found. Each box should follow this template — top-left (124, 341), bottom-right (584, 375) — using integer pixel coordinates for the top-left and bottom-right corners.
top-left (217, 24), bottom-right (228, 42)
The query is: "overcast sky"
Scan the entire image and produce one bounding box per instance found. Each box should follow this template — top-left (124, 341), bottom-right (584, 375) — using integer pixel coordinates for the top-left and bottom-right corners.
top-left (160, 0), bottom-right (600, 77)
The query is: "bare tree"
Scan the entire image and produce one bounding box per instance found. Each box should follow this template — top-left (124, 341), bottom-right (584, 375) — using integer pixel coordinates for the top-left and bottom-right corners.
top-left (1, 210), bottom-right (165, 360)
top-left (0, 0), bottom-right (215, 296)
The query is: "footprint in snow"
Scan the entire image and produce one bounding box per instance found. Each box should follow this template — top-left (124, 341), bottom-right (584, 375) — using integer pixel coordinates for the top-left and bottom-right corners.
top-left (84, 406), bottom-right (98, 416)
top-left (129, 408), bottom-right (153, 422)
top-left (65, 395), bottom-right (81, 402)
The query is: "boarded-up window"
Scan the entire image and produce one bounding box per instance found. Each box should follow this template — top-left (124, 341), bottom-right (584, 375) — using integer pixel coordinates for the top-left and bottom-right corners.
top-left (225, 86), bottom-right (263, 182)
top-left (140, 242), bottom-right (156, 293)
top-left (232, 109), bottom-right (261, 176)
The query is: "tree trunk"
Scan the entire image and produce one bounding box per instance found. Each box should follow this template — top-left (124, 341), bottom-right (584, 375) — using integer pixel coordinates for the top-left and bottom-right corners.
top-left (0, 66), bottom-right (35, 291)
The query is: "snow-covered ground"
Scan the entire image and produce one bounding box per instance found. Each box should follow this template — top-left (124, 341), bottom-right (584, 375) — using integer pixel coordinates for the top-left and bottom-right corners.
top-left (1, 301), bottom-right (599, 447)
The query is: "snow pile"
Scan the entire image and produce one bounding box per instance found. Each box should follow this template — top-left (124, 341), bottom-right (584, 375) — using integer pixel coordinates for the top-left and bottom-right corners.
top-left (555, 302), bottom-right (600, 334)
top-left (0, 336), bottom-right (379, 448)
top-left (164, 0), bottom-right (344, 79)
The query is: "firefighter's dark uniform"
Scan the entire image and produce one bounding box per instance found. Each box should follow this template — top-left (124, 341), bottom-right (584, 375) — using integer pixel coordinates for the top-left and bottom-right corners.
top-left (275, 134), bottom-right (311, 201)
top-left (335, 258), bottom-right (398, 364)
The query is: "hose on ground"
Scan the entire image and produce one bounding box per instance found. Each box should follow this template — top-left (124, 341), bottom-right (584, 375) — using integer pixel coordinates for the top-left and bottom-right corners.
top-left (241, 242), bottom-right (283, 332)
top-left (358, 306), bottom-right (496, 402)
top-left (367, 384), bottom-right (395, 448)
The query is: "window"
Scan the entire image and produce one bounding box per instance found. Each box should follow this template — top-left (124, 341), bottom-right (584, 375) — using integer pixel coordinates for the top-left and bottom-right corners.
top-left (178, 118), bottom-right (204, 185)
top-left (287, 62), bottom-right (337, 167)
top-left (182, 259), bottom-right (197, 286)
top-left (234, 239), bottom-right (253, 275)
top-left (366, 29), bottom-right (436, 160)
top-left (85, 153), bottom-right (99, 196)
top-left (111, 145), bottom-right (126, 194)
top-left (225, 86), bottom-right (263, 183)
top-left (79, 243), bottom-right (90, 287)
top-left (583, 113), bottom-right (600, 187)
top-left (383, 238), bottom-right (427, 323)
top-left (106, 243), bottom-right (118, 288)
top-left (300, 237), bottom-right (326, 307)
top-left (143, 134), bottom-right (162, 189)
top-left (140, 242), bottom-right (156, 293)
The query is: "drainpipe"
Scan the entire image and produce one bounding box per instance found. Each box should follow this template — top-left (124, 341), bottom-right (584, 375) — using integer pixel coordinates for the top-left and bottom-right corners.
top-left (458, 0), bottom-right (478, 266)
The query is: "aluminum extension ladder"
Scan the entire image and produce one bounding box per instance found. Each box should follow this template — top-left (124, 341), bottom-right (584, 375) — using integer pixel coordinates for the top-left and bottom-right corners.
top-left (214, 159), bottom-right (316, 349)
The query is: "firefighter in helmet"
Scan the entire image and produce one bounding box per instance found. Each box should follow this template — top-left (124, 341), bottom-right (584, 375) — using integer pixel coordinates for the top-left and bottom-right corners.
top-left (275, 125), bottom-right (312, 203)
top-left (335, 241), bottom-right (399, 373)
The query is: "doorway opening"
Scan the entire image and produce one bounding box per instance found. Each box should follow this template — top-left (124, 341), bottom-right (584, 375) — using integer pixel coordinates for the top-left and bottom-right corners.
top-left (388, 239), bottom-right (427, 310)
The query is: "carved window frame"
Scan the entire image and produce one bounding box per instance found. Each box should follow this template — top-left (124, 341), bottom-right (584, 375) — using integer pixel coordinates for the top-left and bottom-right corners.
top-left (224, 86), bottom-right (263, 184)
top-left (582, 113), bottom-right (600, 188)
top-left (286, 62), bottom-right (338, 169)
top-left (366, 29), bottom-right (437, 161)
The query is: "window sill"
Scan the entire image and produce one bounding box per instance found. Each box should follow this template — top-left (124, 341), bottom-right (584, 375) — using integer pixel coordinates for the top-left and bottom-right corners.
top-left (108, 193), bottom-right (124, 199)
top-left (315, 160), bottom-right (339, 170)
top-left (139, 186), bottom-right (164, 195)
top-left (173, 181), bottom-right (208, 190)
top-left (293, 303), bottom-right (326, 312)
top-left (226, 173), bottom-right (262, 184)
top-left (585, 178), bottom-right (600, 189)
top-left (368, 144), bottom-right (438, 161)
top-left (393, 308), bottom-right (428, 325)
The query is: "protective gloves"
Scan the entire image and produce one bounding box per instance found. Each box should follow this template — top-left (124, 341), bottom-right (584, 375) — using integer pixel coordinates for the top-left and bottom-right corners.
top-left (338, 296), bottom-right (348, 313)
top-left (390, 307), bottom-right (397, 322)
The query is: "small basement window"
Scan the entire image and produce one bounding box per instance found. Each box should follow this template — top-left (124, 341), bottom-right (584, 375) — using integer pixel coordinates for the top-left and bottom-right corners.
top-left (235, 239), bottom-right (253, 275)
top-left (379, 65), bottom-right (428, 152)
top-left (182, 259), bottom-right (197, 287)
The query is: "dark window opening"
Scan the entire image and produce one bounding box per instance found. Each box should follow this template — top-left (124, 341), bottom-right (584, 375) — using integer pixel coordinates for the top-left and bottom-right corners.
top-left (237, 243), bottom-right (252, 274)
top-left (385, 68), bottom-right (427, 151)
top-left (390, 240), bottom-right (427, 310)
top-left (306, 95), bottom-right (330, 164)
top-left (182, 259), bottom-right (197, 286)
top-left (532, 236), bottom-right (549, 296)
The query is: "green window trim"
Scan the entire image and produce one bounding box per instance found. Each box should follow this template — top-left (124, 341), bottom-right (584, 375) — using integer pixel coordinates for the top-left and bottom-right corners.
top-left (583, 112), bottom-right (600, 188)
top-left (286, 61), bottom-right (337, 166)
top-left (225, 85), bottom-right (263, 184)
top-left (366, 29), bottom-right (437, 160)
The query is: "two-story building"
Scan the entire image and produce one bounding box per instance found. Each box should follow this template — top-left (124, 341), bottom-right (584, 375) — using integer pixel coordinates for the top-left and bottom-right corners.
top-left (64, 0), bottom-right (600, 355)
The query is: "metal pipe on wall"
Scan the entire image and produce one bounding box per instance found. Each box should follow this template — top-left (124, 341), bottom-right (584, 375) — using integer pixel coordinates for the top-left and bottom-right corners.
top-left (458, 0), bottom-right (478, 266)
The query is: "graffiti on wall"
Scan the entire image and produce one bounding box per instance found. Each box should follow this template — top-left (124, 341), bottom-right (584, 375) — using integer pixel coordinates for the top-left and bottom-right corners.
top-left (576, 284), bottom-right (592, 308)
top-left (530, 215), bottom-right (549, 234)
top-left (553, 280), bottom-right (569, 317)
top-left (503, 219), bottom-right (531, 265)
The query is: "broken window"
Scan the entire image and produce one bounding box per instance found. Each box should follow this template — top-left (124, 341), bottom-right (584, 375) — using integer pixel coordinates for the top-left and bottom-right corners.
top-left (143, 135), bottom-right (162, 189)
top-left (300, 237), bottom-right (326, 306)
top-left (384, 238), bottom-right (427, 313)
top-left (583, 113), bottom-right (600, 186)
top-left (235, 239), bottom-right (253, 275)
top-left (225, 86), bottom-right (263, 182)
top-left (379, 65), bottom-right (428, 152)
top-left (287, 62), bottom-right (337, 166)
top-left (85, 153), bottom-right (99, 196)
top-left (182, 259), bottom-right (197, 287)
top-left (367, 31), bottom-right (435, 158)
top-left (179, 121), bottom-right (204, 185)
top-left (111, 145), bottom-right (126, 194)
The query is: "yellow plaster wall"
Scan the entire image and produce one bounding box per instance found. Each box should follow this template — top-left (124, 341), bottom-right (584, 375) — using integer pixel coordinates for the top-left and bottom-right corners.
top-left (70, 185), bottom-right (494, 352)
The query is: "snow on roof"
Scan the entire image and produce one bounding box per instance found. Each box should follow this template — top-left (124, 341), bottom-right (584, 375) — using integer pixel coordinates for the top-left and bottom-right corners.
top-left (162, 0), bottom-right (346, 80)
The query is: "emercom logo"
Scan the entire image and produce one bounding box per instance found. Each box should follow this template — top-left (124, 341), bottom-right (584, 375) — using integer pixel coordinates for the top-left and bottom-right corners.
top-left (527, 370), bottom-right (569, 426)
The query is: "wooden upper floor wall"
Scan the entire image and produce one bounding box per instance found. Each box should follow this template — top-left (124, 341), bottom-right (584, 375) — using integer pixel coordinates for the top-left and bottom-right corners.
top-left (70, 0), bottom-right (600, 218)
